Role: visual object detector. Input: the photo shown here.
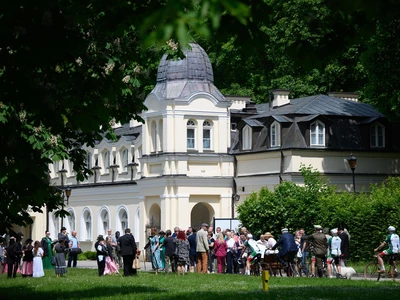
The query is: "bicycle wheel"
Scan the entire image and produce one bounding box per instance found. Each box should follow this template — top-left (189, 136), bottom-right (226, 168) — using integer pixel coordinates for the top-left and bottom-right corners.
top-left (300, 263), bottom-right (309, 277)
top-left (364, 262), bottom-right (378, 279)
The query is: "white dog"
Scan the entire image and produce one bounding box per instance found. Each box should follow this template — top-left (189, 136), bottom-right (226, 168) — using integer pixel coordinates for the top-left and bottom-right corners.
top-left (339, 266), bottom-right (356, 279)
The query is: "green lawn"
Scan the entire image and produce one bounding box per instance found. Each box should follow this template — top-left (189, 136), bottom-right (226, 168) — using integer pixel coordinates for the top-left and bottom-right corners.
top-left (0, 269), bottom-right (399, 300)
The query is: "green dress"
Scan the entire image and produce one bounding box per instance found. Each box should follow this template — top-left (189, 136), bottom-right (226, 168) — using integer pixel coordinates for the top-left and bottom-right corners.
top-left (159, 236), bottom-right (165, 269)
top-left (41, 236), bottom-right (54, 269)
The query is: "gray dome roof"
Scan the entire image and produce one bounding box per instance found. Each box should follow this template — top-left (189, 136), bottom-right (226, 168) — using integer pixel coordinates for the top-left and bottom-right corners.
top-left (156, 43), bottom-right (214, 83)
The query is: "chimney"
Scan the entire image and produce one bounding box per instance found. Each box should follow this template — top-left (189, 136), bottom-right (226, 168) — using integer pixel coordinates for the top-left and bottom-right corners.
top-left (271, 89), bottom-right (290, 108)
top-left (328, 92), bottom-right (359, 102)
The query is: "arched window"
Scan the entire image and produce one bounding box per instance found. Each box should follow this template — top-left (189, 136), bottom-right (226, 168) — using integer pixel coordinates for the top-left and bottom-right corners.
top-left (103, 150), bottom-right (110, 171)
top-left (67, 209), bottom-right (75, 232)
top-left (310, 121), bottom-right (325, 146)
top-left (242, 125), bottom-right (252, 150)
top-left (68, 160), bottom-right (74, 176)
top-left (120, 148), bottom-right (128, 171)
top-left (100, 209), bottom-right (109, 236)
top-left (86, 152), bottom-right (92, 169)
top-left (187, 119), bottom-right (196, 149)
top-left (82, 209), bottom-right (92, 241)
top-left (151, 121), bottom-right (157, 152)
top-left (158, 120), bottom-right (163, 152)
top-left (371, 123), bottom-right (385, 147)
top-left (270, 121), bottom-right (280, 147)
top-left (117, 207), bottom-right (129, 233)
top-left (203, 120), bottom-right (212, 149)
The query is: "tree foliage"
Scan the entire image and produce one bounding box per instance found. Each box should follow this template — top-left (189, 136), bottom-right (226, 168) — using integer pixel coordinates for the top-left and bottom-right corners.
top-left (0, 0), bottom-right (250, 233)
top-left (237, 166), bottom-right (400, 261)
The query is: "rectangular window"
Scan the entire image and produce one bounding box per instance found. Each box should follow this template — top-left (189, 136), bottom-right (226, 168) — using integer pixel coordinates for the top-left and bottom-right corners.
top-left (203, 129), bottom-right (211, 149)
top-left (187, 128), bottom-right (195, 149)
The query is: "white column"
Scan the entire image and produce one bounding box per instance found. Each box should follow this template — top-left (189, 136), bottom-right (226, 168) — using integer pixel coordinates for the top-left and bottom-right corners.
top-left (176, 194), bottom-right (190, 228)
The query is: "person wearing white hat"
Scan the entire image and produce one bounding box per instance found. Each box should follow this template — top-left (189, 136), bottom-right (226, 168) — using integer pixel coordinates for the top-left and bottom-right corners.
top-left (327, 229), bottom-right (342, 278)
top-left (241, 233), bottom-right (262, 275)
top-left (272, 228), bottom-right (298, 275)
top-left (374, 226), bottom-right (400, 273)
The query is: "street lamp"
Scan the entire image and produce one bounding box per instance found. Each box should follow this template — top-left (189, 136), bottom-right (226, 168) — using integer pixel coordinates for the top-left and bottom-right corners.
top-left (63, 187), bottom-right (72, 205)
top-left (347, 153), bottom-right (357, 192)
top-left (60, 187), bottom-right (72, 228)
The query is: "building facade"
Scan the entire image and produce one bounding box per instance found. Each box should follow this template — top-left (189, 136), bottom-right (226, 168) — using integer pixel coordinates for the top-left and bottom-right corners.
top-left (19, 44), bottom-right (400, 250)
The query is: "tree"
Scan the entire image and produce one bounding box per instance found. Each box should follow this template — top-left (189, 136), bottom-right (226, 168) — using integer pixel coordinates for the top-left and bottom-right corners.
top-left (0, 0), bottom-right (251, 233)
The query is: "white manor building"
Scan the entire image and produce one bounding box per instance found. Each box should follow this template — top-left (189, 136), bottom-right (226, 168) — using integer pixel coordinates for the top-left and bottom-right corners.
top-left (21, 44), bottom-right (400, 250)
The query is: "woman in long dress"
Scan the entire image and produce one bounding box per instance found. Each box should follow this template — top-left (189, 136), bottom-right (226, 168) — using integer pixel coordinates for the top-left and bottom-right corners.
top-left (54, 239), bottom-right (67, 277)
top-left (104, 236), bottom-right (119, 275)
top-left (32, 241), bottom-right (44, 278)
top-left (174, 230), bottom-right (190, 275)
top-left (21, 238), bottom-right (34, 277)
top-left (150, 228), bottom-right (163, 274)
top-left (41, 231), bottom-right (55, 269)
top-left (158, 231), bottom-right (166, 270)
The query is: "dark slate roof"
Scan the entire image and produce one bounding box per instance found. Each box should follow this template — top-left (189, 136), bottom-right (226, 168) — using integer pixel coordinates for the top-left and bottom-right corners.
top-left (254, 94), bottom-right (383, 118)
top-left (150, 43), bottom-right (227, 102)
top-left (242, 119), bottom-right (264, 128)
top-left (95, 123), bottom-right (142, 144)
top-left (229, 94), bottom-right (387, 154)
top-left (281, 121), bottom-right (307, 148)
top-left (157, 43), bottom-right (213, 83)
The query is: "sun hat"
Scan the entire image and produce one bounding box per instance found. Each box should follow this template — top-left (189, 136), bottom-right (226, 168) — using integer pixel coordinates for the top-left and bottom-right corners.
top-left (314, 225), bottom-right (322, 230)
top-left (264, 232), bottom-right (274, 238)
top-left (388, 226), bottom-right (396, 231)
top-left (331, 229), bottom-right (338, 234)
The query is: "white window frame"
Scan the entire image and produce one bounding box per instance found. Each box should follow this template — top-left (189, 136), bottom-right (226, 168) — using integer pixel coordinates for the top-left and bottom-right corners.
top-left (203, 120), bottom-right (212, 150)
top-left (67, 209), bottom-right (76, 232)
top-left (120, 148), bottom-right (128, 172)
top-left (99, 208), bottom-right (109, 236)
top-left (151, 121), bottom-right (157, 152)
top-left (103, 150), bottom-right (110, 171)
top-left (242, 125), bottom-right (252, 150)
top-left (370, 123), bottom-right (385, 148)
top-left (82, 208), bottom-right (92, 241)
top-left (270, 121), bottom-right (280, 147)
top-left (187, 119), bottom-right (196, 149)
top-left (117, 206), bottom-right (129, 233)
top-left (310, 121), bottom-right (325, 146)
top-left (86, 152), bottom-right (92, 169)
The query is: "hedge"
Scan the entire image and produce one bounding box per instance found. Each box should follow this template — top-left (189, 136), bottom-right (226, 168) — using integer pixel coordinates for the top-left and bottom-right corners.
top-left (237, 165), bottom-right (400, 261)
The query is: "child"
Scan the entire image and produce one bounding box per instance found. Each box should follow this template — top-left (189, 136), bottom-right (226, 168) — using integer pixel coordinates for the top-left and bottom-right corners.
top-left (32, 241), bottom-right (44, 277)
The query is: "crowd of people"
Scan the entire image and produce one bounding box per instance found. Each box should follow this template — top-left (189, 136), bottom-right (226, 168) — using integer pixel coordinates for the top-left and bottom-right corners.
top-left (0, 227), bottom-right (81, 278)
top-left (1, 224), bottom-right (398, 279)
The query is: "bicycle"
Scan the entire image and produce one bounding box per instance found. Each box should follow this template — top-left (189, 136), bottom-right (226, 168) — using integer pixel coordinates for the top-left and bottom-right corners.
top-left (295, 256), bottom-right (309, 277)
top-left (364, 252), bottom-right (398, 281)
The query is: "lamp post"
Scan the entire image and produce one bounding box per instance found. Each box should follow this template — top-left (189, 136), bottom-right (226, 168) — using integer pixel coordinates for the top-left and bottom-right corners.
top-left (60, 187), bottom-right (72, 228)
top-left (347, 153), bottom-right (357, 193)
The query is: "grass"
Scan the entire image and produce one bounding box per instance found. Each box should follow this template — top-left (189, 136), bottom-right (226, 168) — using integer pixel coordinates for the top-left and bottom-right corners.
top-left (1, 268), bottom-right (399, 300)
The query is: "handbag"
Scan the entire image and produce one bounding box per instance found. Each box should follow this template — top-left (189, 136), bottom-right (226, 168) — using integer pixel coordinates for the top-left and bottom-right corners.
top-left (70, 248), bottom-right (82, 255)
top-left (297, 248), bottom-right (302, 258)
top-left (51, 256), bottom-right (56, 266)
top-left (132, 257), bottom-right (141, 269)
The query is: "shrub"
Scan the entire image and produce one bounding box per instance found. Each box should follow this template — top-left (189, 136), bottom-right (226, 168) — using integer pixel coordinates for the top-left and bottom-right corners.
top-left (237, 165), bottom-right (400, 262)
top-left (83, 251), bottom-right (97, 260)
